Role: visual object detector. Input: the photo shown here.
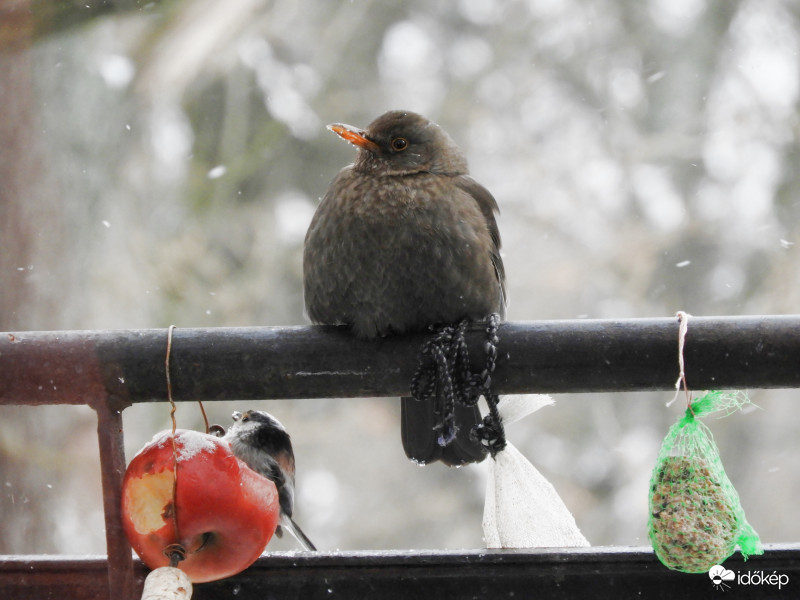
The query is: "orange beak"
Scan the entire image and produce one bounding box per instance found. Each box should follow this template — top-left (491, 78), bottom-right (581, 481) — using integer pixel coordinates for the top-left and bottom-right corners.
top-left (327, 123), bottom-right (380, 153)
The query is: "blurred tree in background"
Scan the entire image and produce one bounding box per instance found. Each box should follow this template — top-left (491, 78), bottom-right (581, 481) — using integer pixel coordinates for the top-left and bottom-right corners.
top-left (1, 0), bottom-right (799, 553)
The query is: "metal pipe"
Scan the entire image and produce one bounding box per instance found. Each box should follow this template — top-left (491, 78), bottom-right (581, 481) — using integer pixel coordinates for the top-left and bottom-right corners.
top-left (92, 398), bottom-right (135, 600)
top-left (3, 316), bottom-right (800, 406)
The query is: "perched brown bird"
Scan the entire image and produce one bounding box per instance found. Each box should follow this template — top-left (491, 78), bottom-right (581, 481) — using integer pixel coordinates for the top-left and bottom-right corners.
top-left (303, 110), bottom-right (505, 465)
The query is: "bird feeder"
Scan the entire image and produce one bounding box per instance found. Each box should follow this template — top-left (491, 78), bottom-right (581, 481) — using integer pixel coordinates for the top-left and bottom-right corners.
top-left (121, 429), bottom-right (280, 583)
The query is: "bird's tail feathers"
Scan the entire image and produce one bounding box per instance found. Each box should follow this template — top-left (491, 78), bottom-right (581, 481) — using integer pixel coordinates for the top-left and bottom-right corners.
top-left (281, 514), bottom-right (317, 551)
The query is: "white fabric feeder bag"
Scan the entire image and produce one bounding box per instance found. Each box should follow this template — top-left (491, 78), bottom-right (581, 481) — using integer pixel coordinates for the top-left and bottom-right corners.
top-left (483, 395), bottom-right (590, 548)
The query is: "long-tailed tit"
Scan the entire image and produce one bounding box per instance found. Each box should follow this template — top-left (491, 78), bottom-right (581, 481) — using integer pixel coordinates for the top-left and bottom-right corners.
top-left (223, 410), bottom-right (316, 551)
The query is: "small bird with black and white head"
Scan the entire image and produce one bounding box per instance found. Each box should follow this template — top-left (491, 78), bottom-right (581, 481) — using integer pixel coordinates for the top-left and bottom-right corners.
top-left (223, 410), bottom-right (316, 551)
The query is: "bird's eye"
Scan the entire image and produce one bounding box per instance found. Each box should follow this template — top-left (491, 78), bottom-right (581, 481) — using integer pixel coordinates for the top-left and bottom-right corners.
top-left (391, 137), bottom-right (408, 152)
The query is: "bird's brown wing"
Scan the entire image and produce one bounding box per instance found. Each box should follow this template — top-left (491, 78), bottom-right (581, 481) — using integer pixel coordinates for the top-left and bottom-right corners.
top-left (454, 175), bottom-right (507, 314)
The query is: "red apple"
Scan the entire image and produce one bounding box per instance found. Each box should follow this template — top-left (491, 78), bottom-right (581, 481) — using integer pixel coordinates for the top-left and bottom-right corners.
top-left (121, 429), bottom-right (279, 583)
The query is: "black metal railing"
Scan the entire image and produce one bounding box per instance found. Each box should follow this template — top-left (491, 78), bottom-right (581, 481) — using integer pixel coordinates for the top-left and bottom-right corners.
top-left (2, 316), bottom-right (799, 599)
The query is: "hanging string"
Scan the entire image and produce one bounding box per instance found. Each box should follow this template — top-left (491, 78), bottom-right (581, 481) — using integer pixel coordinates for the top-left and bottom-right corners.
top-left (164, 324), bottom-right (210, 434)
top-left (164, 325), bottom-right (184, 561)
top-left (473, 314), bottom-right (506, 457)
top-left (410, 313), bottom-right (507, 457)
top-left (166, 325), bottom-right (178, 435)
top-left (410, 321), bottom-right (466, 446)
top-left (197, 398), bottom-right (210, 434)
top-left (668, 311), bottom-right (694, 414)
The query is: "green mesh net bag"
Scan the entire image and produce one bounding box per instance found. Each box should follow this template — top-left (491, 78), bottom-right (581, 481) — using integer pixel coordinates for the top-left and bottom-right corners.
top-left (648, 391), bottom-right (763, 573)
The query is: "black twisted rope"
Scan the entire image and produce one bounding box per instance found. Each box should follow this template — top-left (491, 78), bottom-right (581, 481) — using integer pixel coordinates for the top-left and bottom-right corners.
top-left (410, 313), bottom-right (507, 457)
top-left (409, 322), bottom-right (462, 446)
top-left (473, 314), bottom-right (506, 456)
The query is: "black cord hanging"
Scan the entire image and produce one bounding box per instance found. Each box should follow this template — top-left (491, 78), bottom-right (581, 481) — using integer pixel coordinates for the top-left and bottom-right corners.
top-left (410, 313), bottom-right (507, 458)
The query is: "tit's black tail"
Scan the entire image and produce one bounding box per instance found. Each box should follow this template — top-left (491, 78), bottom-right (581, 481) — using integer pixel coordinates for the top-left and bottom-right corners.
top-left (281, 514), bottom-right (317, 551)
top-left (401, 396), bottom-right (486, 466)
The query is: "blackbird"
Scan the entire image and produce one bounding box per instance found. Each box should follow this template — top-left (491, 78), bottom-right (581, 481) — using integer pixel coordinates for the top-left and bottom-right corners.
top-left (303, 110), bottom-right (506, 466)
